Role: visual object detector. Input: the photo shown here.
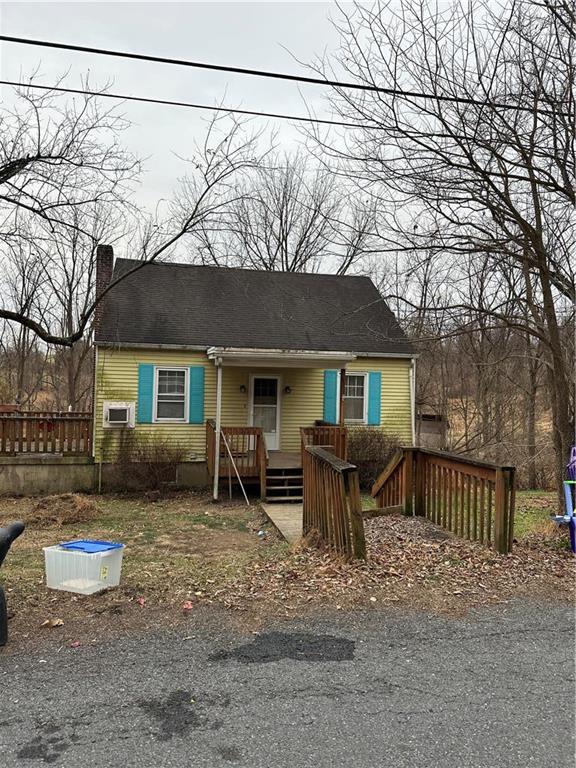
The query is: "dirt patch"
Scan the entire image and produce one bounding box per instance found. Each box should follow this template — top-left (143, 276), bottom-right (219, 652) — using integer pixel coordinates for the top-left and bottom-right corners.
top-left (155, 530), bottom-right (257, 556)
top-left (25, 494), bottom-right (99, 528)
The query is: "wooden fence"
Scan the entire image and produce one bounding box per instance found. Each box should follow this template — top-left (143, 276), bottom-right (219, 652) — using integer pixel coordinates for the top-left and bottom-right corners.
top-left (0, 414), bottom-right (93, 456)
top-left (372, 448), bottom-right (516, 554)
top-left (206, 420), bottom-right (267, 496)
top-left (300, 425), bottom-right (348, 461)
top-left (302, 445), bottom-right (366, 560)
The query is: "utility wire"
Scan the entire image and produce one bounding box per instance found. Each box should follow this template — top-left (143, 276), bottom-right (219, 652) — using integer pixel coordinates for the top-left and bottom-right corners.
top-left (0, 78), bottom-right (369, 128)
top-left (0, 34), bottom-right (568, 117)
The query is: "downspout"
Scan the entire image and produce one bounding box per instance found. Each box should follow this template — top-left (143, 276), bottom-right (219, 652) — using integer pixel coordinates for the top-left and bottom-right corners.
top-left (410, 357), bottom-right (417, 446)
top-left (212, 359), bottom-right (223, 501)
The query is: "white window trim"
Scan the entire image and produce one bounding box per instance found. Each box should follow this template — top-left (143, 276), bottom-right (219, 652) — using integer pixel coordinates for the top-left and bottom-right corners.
top-left (153, 366), bottom-right (189, 423)
top-left (343, 371), bottom-right (368, 425)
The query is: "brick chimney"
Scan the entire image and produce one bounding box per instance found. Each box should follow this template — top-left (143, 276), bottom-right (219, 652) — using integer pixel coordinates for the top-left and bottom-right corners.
top-left (94, 244), bottom-right (114, 337)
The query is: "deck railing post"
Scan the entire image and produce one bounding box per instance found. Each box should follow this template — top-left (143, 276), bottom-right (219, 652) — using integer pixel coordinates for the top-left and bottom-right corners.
top-left (403, 448), bottom-right (414, 516)
top-left (494, 466), bottom-right (514, 554)
top-left (258, 433), bottom-right (267, 501)
top-left (345, 470), bottom-right (367, 560)
top-left (414, 450), bottom-right (426, 516)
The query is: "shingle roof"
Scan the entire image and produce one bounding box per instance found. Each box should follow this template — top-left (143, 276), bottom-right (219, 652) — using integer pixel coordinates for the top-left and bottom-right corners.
top-left (96, 259), bottom-right (414, 356)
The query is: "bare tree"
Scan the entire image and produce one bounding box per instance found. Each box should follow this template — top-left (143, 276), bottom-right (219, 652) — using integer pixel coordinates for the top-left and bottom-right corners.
top-left (194, 150), bottom-right (377, 274)
top-left (0, 82), bottom-right (265, 346)
top-left (319, 0), bottom-right (575, 485)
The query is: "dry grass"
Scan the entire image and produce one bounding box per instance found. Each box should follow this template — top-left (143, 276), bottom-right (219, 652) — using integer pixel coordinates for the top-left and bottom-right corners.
top-left (25, 494), bottom-right (99, 527)
top-left (0, 489), bottom-right (572, 650)
top-left (0, 491), bottom-right (284, 649)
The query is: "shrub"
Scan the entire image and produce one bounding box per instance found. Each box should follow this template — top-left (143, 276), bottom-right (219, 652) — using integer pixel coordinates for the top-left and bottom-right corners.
top-left (112, 431), bottom-right (188, 492)
top-left (347, 427), bottom-right (404, 490)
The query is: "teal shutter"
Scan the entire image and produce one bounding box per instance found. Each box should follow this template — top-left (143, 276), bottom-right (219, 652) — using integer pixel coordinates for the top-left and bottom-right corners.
top-left (367, 371), bottom-right (382, 425)
top-left (137, 364), bottom-right (154, 423)
top-left (323, 370), bottom-right (338, 424)
top-left (189, 366), bottom-right (205, 424)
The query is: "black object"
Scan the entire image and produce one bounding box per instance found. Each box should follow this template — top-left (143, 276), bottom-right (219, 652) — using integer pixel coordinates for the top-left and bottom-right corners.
top-left (0, 521), bottom-right (25, 647)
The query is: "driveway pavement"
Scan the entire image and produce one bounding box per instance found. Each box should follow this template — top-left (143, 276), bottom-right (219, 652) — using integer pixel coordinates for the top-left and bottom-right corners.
top-left (0, 600), bottom-right (573, 767)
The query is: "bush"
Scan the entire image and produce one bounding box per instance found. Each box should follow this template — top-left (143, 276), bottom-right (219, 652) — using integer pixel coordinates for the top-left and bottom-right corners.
top-left (112, 431), bottom-right (188, 492)
top-left (347, 427), bottom-right (404, 490)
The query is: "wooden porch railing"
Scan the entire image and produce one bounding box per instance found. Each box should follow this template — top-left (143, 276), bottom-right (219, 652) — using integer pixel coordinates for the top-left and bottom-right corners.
top-left (206, 420), bottom-right (267, 497)
top-left (300, 425), bottom-right (348, 462)
top-left (371, 448), bottom-right (516, 554)
top-left (0, 414), bottom-right (93, 456)
top-left (302, 445), bottom-right (366, 560)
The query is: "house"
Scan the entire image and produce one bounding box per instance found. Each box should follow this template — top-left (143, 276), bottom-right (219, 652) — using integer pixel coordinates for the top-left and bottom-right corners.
top-left (93, 246), bottom-right (416, 499)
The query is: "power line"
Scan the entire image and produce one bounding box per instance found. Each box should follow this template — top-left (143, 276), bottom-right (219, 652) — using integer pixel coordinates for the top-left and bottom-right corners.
top-left (0, 34), bottom-right (567, 117)
top-left (0, 79), bottom-right (369, 129)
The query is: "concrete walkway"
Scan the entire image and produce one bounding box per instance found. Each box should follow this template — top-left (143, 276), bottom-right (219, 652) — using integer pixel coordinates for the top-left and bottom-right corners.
top-left (261, 502), bottom-right (303, 544)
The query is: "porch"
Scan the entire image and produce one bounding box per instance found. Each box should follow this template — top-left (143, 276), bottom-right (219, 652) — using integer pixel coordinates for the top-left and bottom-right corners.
top-left (206, 345), bottom-right (355, 502)
top-left (206, 420), bottom-right (348, 501)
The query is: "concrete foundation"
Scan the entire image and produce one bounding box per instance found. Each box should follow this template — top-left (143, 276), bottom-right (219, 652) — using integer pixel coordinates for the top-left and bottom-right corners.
top-left (0, 456), bottom-right (209, 496)
top-left (0, 456), bottom-right (95, 496)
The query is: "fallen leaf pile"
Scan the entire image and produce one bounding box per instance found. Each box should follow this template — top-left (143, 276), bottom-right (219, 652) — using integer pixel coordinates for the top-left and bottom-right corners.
top-left (213, 515), bottom-right (575, 615)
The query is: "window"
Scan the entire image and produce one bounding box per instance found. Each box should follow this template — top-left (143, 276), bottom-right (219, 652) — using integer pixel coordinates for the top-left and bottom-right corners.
top-left (155, 368), bottom-right (187, 421)
top-left (343, 373), bottom-right (367, 423)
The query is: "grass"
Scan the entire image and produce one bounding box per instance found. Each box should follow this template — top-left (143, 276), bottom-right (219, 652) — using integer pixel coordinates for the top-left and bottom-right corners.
top-left (0, 487), bottom-right (569, 651)
top-left (513, 490), bottom-right (560, 539)
top-left (0, 491), bottom-right (289, 647)
top-left (361, 492), bottom-right (376, 510)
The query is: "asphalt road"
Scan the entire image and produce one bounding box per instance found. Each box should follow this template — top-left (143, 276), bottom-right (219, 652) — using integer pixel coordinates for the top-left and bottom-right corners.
top-left (0, 601), bottom-right (574, 767)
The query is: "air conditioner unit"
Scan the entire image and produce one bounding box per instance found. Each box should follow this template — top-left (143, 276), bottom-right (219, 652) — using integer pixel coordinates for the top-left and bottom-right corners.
top-left (103, 402), bottom-right (135, 428)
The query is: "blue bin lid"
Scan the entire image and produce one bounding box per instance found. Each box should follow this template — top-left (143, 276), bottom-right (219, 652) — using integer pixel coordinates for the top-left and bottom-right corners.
top-left (59, 539), bottom-right (123, 553)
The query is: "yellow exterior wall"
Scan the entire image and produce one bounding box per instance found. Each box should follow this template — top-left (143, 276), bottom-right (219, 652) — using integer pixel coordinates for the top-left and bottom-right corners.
top-left (94, 348), bottom-right (413, 461)
top-left (347, 358), bottom-right (413, 441)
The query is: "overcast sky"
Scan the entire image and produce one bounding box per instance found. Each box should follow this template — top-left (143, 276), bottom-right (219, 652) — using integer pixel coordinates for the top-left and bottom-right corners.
top-left (0, 2), bottom-right (344, 210)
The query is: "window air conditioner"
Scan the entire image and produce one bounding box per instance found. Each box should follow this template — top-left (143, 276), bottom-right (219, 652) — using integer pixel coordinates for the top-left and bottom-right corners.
top-left (103, 402), bottom-right (135, 428)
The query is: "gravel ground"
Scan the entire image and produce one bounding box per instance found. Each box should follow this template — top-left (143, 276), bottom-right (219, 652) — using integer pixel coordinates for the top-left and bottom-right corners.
top-left (1, 600), bottom-right (574, 768)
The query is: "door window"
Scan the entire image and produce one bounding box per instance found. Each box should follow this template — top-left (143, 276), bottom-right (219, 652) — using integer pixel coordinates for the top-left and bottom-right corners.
top-left (253, 378), bottom-right (278, 433)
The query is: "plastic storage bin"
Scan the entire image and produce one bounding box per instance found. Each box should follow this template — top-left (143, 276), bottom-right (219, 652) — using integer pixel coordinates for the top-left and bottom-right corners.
top-left (43, 540), bottom-right (125, 595)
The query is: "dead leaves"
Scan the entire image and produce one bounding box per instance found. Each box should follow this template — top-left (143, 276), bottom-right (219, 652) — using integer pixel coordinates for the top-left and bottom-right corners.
top-left (41, 617), bottom-right (64, 628)
top-left (216, 515), bottom-right (574, 614)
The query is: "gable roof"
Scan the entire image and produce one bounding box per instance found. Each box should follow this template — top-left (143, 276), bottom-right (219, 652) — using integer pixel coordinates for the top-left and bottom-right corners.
top-left (96, 259), bottom-right (414, 356)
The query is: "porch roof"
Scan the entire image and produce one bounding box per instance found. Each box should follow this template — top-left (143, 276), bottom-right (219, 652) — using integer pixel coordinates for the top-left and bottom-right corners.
top-left (206, 347), bottom-right (356, 368)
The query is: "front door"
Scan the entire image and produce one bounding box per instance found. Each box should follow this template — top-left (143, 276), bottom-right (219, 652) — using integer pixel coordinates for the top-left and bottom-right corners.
top-left (251, 376), bottom-right (280, 451)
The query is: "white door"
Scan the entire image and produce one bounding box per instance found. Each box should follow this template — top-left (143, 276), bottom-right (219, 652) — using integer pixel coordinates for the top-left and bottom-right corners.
top-left (251, 376), bottom-right (280, 451)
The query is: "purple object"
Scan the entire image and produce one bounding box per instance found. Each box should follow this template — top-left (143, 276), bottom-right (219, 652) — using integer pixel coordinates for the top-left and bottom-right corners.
top-left (567, 446), bottom-right (576, 481)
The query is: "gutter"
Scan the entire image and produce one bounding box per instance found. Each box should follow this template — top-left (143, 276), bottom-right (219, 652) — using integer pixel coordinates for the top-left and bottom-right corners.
top-left (94, 341), bottom-right (417, 359)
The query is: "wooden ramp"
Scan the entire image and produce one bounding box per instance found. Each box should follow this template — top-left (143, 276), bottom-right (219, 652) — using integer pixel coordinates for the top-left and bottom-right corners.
top-left (261, 502), bottom-right (303, 545)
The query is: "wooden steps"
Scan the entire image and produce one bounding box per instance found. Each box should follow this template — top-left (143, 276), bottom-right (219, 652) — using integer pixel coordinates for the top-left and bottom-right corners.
top-left (265, 466), bottom-right (303, 503)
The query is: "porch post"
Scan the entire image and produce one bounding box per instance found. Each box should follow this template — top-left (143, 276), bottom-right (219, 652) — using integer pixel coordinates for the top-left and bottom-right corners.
top-left (410, 357), bottom-right (417, 446)
top-left (339, 368), bottom-right (346, 425)
top-left (212, 361), bottom-right (223, 501)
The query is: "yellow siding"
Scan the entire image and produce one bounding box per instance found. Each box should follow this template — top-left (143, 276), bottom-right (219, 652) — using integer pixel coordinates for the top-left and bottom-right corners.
top-left (347, 358), bottom-right (413, 441)
top-left (94, 348), bottom-right (413, 461)
top-left (94, 348), bottom-right (214, 462)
